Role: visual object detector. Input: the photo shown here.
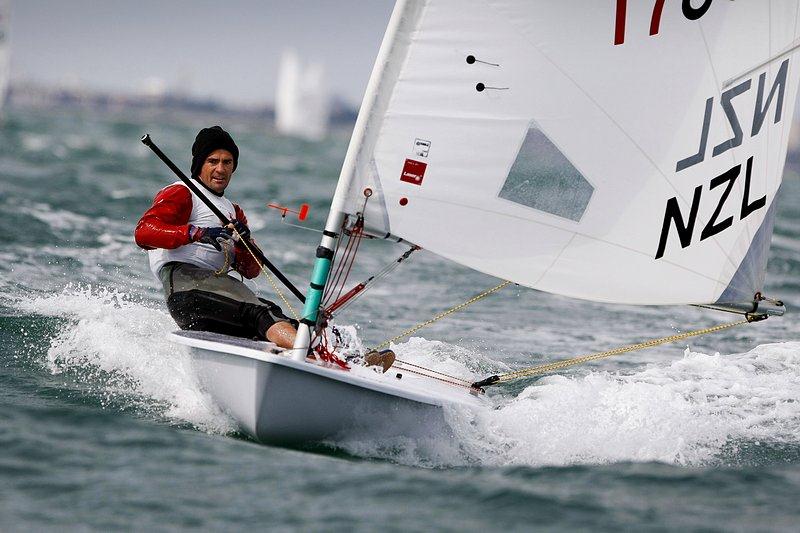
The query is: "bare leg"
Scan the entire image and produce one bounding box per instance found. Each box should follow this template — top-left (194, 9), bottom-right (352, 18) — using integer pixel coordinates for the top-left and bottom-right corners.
top-left (266, 321), bottom-right (297, 349)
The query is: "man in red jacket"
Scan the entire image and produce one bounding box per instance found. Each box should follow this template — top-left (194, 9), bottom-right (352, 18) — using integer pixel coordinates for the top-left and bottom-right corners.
top-left (135, 126), bottom-right (297, 348)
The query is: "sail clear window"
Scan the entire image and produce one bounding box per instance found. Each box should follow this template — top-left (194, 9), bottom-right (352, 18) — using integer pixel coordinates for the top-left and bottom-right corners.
top-left (498, 125), bottom-right (593, 222)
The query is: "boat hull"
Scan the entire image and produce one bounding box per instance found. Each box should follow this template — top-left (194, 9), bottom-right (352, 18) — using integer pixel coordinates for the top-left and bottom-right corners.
top-left (172, 331), bottom-right (482, 445)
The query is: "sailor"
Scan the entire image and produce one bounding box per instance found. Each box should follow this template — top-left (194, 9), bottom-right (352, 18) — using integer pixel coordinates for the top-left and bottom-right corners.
top-left (135, 126), bottom-right (298, 349)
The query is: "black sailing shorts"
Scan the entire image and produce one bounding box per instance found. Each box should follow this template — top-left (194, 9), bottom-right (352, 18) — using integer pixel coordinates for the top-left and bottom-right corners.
top-left (159, 262), bottom-right (297, 340)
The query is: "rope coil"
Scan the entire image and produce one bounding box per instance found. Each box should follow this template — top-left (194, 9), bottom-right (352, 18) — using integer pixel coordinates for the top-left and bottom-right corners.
top-left (213, 240), bottom-right (232, 276)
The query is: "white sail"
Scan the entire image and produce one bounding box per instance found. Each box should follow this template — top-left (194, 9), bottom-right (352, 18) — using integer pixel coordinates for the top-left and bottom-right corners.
top-left (275, 49), bottom-right (330, 141)
top-left (334, 0), bottom-right (800, 307)
top-left (0, 0), bottom-right (10, 117)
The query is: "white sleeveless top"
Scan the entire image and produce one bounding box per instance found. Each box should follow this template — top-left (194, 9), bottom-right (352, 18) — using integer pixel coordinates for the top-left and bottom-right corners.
top-left (148, 180), bottom-right (236, 278)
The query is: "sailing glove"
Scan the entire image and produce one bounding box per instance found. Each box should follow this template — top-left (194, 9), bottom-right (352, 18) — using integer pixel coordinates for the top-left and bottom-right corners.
top-left (189, 225), bottom-right (232, 251)
top-left (230, 219), bottom-right (250, 241)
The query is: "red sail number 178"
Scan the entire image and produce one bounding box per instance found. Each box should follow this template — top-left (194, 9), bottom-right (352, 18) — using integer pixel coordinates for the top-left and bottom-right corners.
top-left (615, 0), bottom-right (714, 45)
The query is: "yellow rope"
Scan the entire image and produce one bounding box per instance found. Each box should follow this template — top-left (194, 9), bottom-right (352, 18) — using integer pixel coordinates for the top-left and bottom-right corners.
top-left (495, 317), bottom-right (752, 383)
top-left (371, 280), bottom-right (511, 351)
top-left (232, 229), bottom-right (300, 321)
top-left (212, 240), bottom-right (232, 276)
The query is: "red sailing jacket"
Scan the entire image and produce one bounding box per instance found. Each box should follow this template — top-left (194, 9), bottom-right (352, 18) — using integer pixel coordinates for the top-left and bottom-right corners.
top-left (134, 184), bottom-right (261, 279)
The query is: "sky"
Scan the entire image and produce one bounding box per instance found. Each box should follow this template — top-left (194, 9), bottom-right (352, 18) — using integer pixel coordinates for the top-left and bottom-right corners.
top-left (9, 0), bottom-right (396, 106)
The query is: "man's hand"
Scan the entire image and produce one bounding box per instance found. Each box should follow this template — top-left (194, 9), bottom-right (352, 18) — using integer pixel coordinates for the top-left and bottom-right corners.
top-left (189, 225), bottom-right (232, 251)
top-left (230, 219), bottom-right (250, 241)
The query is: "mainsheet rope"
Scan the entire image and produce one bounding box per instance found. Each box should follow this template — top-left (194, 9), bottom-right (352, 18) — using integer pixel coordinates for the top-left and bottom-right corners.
top-left (472, 316), bottom-right (758, 389)
top-left (365, 277), bottom-right (762, 391)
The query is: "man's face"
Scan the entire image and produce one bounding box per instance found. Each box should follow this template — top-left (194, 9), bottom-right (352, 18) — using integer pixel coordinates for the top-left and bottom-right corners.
top-left (198, 149), bottom-right (235, 194)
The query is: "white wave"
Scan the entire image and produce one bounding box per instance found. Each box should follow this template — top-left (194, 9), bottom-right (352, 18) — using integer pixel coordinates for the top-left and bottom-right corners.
top-left (17, 284), bottom-right (235, 434)
top-left (63, 134), bottom-right (92, 151)
top-left (109, 189), bottom-right (143, 200)
top-left (20, 201), bottom-right (93, 232)
top-left (330, 338), bottom-right (800, 468)
top-left (20, 133), bottom-right (52, 152)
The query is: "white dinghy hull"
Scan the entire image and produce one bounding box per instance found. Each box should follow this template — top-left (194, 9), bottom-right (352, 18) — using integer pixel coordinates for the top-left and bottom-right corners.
top-left (171, 331), bottom-right (483, 445)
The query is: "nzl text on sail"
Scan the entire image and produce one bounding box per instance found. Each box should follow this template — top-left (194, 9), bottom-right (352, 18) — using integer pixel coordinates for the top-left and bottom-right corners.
top-left (656, 59), bottom-right (789, 260)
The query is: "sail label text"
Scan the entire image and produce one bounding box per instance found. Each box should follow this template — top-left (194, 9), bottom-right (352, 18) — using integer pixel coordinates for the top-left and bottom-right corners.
top-left (413, 138), bottom-right (431, 158)
top-left (655, 156), bottom-right (765, 260)
top-left (400, 159), bottom-right (427, 186)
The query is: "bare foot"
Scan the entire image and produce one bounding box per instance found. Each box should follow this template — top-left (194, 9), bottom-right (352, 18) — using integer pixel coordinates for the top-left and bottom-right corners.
top-left (364, 349), bottom-right (395, 373)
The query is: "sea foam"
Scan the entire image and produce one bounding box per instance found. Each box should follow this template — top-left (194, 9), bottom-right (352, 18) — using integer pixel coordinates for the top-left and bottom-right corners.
top-left (15, 285), bottom-right (800, 468)
top-left (328, 339), bottom-right (800, 468)
top-left (18, 284), bottom-right (235, 435)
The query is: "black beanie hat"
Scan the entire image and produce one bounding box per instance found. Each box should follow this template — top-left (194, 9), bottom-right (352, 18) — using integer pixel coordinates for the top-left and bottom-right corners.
top-left (190, 126), bottom-right (239, 177)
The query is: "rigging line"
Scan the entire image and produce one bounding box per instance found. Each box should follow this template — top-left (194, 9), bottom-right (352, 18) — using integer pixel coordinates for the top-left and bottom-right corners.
top-left (473, 316), bottom-right (757, 389)
top-left (326, 245), bottom-right (419, 317)
top-left (233, 228), bottom-right (300, 321)
top-left (393, 359), bottom-right (473, 386)
top-left (323, 217), bottom-right (362, 306)
top-left (330, 194), bottom-right (371, 303)
top-left (370, 280), bottom-right (512, 352)
top-left (322, 238), bottom-right (353, 307)
top-left (324, 194), bottom-right (370, 307)
top-left (323, 231), bottom-right (358, 307)
top-left (331, 223), bottom-right (365, 305)
top-left (322, 227), bottom-right (351, 303)
top-left (321, 217), bottom-right (347, 305)
top-left (391, 364), bottom-right (474, 389)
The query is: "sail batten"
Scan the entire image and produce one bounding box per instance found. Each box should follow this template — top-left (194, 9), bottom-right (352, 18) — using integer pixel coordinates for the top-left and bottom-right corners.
top-left (337, 0), bottom-right (800, 307)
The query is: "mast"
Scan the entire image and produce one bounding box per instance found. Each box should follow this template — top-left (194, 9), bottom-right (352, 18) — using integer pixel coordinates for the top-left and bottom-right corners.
top-left (289, 0), bottom-right (421, 360)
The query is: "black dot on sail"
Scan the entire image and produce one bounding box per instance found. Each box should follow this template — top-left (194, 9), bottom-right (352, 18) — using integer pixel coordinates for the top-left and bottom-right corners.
top-left (466, 55), bottom-right (476, 64)
top-left (476, 83), bottom-right (485, 92)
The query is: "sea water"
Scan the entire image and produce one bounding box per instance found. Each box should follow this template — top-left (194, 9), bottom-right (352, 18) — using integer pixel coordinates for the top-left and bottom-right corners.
top-left (2, 107), bottom-right (800, 531)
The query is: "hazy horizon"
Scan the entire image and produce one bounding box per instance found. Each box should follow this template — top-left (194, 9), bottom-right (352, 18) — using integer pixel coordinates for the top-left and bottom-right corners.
top-left (9, 1), bottom-right (395, 107)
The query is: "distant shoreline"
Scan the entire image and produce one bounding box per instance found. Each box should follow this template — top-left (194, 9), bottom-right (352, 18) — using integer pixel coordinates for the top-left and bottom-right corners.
top-left (5, 80), bottom-right (358, 127)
